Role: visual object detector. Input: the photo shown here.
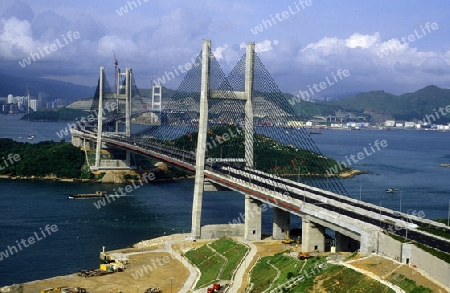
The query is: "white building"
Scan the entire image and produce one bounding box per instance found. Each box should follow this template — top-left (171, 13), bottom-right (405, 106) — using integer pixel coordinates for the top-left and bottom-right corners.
top-left (385, 120), bottom-right (395, 127)
top-left (29, 99), bottom-right (39, 111)
top-left (395, 122), bottom-right (404, 127)
top-left (437, 124), bottom-right (450, 131)
top-left (404, 122), bottom-right (415, 128)
top-left (331, 123), bottom-right (343, 128)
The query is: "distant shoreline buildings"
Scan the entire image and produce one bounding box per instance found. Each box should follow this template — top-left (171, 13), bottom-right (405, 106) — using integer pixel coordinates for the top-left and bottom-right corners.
top-left (0, 93), bottom-right (64, 114)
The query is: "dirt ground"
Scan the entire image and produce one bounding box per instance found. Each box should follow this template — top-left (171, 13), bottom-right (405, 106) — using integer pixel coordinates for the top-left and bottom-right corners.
top-left (23, 251), bottom-right (188, 293)
top-left (21, 235), bottom-right (211, 293)
top-left (18, 237), bottom-right (288, 293)
top-left (10, 238), bottom-right (449, 293)
top-left (350, 255), bottom-right (449, 293)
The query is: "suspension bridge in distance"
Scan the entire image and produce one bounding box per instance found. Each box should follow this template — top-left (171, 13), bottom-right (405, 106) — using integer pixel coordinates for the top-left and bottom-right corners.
top-left (71, 40), bottom-right (450, 286)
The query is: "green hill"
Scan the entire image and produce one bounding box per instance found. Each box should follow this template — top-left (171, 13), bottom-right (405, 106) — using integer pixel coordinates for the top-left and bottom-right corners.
top-left (327, 85), bottom-right (450, 123)
top-left (167, 125), bottom-right (350, 176)
top-left (0, 139), bottom-right (85, 178)
top-left (284, 93), bottom-right (336, 120)
top-left (21, 108), bottom-right (88, 122)
top-left (0, 73), bottom-right (94, 102)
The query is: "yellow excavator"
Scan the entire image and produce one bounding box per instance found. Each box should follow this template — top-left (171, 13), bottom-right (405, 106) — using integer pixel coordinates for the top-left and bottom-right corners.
top-left (281, 230), bottom-right (301, 245)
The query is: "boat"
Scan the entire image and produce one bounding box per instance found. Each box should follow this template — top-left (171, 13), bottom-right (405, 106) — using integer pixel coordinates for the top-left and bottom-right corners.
top-left (28, 134), bottom-right (35, 140)
top-left (68, 191), bottom-right (107, 199)
top-left (386, 188), bottom-right (399, 193)
top-left (309, 128), bottom-right (322, 134)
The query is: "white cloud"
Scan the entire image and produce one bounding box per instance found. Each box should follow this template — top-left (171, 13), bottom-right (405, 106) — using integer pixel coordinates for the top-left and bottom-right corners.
top-left (302, 36), bottom-right (343, 55)
top-left (345, 33), bottom-right (379, 49)
top-left (213, 44), bottom-right (228, 60)
top-left (421, 56), bottom-right (449, 74)
top-left (0, 17), bottom-right (34, 58)
top-left (97, 35), bottom-right (138, 59)
top-left (240, 39), bottom-right (278, 53)
top-left (253, 32), bottom-right (450, 94)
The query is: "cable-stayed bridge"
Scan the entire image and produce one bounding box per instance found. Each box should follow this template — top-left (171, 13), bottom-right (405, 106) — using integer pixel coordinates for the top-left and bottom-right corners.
top-left (71, 40), bottom-right (450, 285)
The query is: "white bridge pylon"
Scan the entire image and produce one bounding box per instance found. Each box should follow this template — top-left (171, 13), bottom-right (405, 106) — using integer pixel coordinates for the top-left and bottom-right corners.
top-left (92, 67), bottom-right (133, 171)
top-left (191, 40), bottom-right (259, 240)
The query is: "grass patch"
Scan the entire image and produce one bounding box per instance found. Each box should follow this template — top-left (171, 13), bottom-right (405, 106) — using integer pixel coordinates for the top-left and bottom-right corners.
top-left (249, 252), bottom-right (328, 292)
top-left (316, 265), bottom-right (395, 293)
top-left (249, 254), bottom-right (396, 293)
top-left (184, 245), bottom-right (224, 288)
top-left (209, 237), bottom-right (248, 280)
top-left (388, 273), bottom-right (433, 293)
top-left (265, 252), bottom-right (303, 291)
top-left (249, 255), bottom-right (279, 292)
top-left (184, 237), bottom-right (249, 289)
top-left (418, 221), bottom-right (450, 240)
top-left (344, 251), bottom-right (358, 261)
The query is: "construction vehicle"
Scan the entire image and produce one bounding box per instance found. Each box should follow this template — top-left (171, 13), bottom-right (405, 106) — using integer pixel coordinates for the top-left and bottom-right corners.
top-left (282, 230), bottom-right (293, 244)
top-left (298, 251), bottom-right (311, 260)
top-left (298, 250), bottom-right (320, 260)
top-left (144, 288), bottom-right (161, 293)
top-left (281, 231), bottom-right (301, 245)
top-left (40, 287), bottom-right (86, 293)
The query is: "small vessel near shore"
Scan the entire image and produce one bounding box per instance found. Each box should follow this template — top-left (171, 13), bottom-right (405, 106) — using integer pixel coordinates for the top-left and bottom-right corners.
top-left (68, 191), bottom-right (107, 199)
top-left (309, 128), bottom-right (322, 134)
top-left (386, 188), bottom-right (399, 193)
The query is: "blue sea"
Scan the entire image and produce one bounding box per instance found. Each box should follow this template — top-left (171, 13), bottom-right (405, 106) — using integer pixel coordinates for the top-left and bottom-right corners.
top-left (0, 115), bottom-right (449, 286)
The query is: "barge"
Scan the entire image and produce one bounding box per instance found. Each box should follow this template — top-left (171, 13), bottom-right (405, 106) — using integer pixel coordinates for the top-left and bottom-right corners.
top-left (68, 191), bottom-right (107, 199)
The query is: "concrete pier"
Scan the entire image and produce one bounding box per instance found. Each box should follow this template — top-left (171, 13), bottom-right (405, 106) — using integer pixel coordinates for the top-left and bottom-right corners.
top-left (272, 207), bottom-right (290, 240)
top-left (335, 231), bottom-right (359, 252)
top-left (302, 219), bottom-right (325, 252)
top-left (244, 195), bottom-right (262, 241)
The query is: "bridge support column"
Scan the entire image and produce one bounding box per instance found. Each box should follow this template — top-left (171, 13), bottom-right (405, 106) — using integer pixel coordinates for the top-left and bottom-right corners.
top-left (244, 195), bottom-right (262, 241)
top-left (360, 230), bottom-right (378, 256)
top-left (335, 232), bottom-right (359, 252)
top-left (125, 68), bottom-right (131, 137)
top-left (272, 208), bottom-right (290, 240)
top-left (94, 66), bottom-right (105, 169)
top-left (191, 40), bottom-right (211, 239)
top-left (242, 42), bottom-right (259, 241)
top-left (302, 219), bottom-right (325, 252)
top-left (126, 150), bottom-right (131, 167)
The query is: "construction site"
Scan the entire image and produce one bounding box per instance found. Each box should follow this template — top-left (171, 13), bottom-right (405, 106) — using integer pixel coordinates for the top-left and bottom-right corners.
top-left (0, 231), bottom-right (445, 293)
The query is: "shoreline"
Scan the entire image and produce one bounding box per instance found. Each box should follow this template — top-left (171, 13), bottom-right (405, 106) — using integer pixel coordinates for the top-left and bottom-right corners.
top-left (3, 233), bottom-right (207, 293)
top-left (5, 232), bottom-right (447, 293)
top-left (338, 169), bottom-right (369, 178)
top-left (0, 174), bottom-right (195, 184)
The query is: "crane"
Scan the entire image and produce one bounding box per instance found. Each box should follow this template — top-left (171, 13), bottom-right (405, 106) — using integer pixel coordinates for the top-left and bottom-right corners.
top-left (113, 50), bottom-right (118, 95)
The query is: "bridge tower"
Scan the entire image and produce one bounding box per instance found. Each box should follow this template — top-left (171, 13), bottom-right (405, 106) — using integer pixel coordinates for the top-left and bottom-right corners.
top-left (191, 40), bottom-right (212, 239)
top-left (191, 40), bottom-right (264, 240)
top-left (93, 66), bottom-right (133, 170)
top-left (151, 85), bottom-right (162, 112)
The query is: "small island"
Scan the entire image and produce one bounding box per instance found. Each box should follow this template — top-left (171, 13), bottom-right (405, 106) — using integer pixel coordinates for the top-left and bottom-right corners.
top-left (0, 126), bottom-right (355, 182)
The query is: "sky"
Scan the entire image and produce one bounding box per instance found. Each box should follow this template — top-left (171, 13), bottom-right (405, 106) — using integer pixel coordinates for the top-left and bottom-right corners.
top-left (1, 0), bottom-right (450, 98)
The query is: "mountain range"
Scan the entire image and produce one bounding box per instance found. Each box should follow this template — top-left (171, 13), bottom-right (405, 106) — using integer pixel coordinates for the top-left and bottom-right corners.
top-left (1, 73), bottom-right (449, 124)
top-left (0, 73), bottom-right (95, 102)
top-left (287, 85), bottom-right (450, 123)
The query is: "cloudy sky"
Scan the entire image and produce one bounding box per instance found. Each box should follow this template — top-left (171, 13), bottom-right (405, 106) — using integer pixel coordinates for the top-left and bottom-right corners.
top-left (1, 0), bottom-right (450, 97)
